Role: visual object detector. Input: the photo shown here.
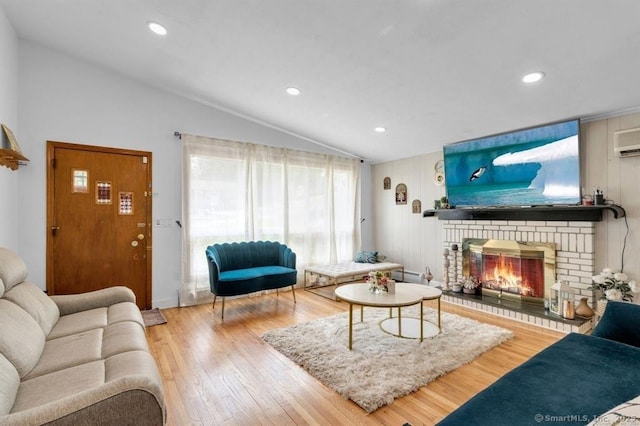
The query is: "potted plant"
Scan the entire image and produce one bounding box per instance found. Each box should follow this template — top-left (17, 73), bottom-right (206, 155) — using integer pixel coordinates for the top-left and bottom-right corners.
top-left (440, 196), bottom-right (449, 209)
top-left (591, 268), bottom-right (637, 315)
top-left (462, 276), bottom-right (479, 294)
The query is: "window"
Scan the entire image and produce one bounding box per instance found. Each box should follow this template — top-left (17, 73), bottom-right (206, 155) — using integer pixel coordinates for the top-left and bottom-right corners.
top-left (180, 135), bottom-right (361, 306)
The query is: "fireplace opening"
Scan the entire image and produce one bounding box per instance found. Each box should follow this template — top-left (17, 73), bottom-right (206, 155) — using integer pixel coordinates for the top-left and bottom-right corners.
top-left (462, 239), bottom-right (556, 305)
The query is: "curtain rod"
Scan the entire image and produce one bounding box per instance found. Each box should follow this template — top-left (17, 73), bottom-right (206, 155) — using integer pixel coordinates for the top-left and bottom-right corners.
top-left (172, 130), bottom-right (363, 162)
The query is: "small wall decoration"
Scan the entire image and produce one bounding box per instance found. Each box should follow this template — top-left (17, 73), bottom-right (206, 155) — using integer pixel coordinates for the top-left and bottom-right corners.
top-left (395, 183), bottom-right (407, 204)
top-left (0, 124), bottom-right (29, 170)
top-left (96, 181), bottom-right (112, 204)
top-left (72, 169), bottom-right (89, 193)
top-left (119, 192), bottom-right (134, 215)
top-left (412, 199), bottom-right (421, 213)
top-left (434, 160), bottom-right (445, 185)
top-left (383, 177), bottom-right (391, 190)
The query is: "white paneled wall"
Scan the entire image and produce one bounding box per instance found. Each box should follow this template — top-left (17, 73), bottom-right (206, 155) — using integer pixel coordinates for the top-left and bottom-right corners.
top-left (371, 152), bottom-right (445, 280)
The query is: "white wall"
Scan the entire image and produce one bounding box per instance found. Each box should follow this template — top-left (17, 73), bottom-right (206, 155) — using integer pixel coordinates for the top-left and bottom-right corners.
top-left (16, 40), bottom-right (364, 307)
top-left (371, 152), bottom-right (446, 280)
top-left (372, 114), bottom-right (640, 290)
top-left (0, 7), bottom-right (19, 250)
top-left (582, 113), bottom-right (640, 276)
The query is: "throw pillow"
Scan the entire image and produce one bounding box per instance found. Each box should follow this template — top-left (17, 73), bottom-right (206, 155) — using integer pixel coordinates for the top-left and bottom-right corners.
top-left (355, 250), bottom-right (378, 264)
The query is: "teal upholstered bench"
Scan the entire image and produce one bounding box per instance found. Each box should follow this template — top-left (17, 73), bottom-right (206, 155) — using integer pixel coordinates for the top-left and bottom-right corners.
top-left (205, 241), bottom-right (297, 319)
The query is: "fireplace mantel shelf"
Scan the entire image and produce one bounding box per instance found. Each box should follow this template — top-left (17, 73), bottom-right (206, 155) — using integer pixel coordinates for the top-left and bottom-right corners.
top-left (422, 204), bottom-right (625, 222)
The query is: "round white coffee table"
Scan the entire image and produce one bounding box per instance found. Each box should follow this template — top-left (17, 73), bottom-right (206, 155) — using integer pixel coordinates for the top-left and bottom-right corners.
top-left (335, 283), bottom-right (434, 350)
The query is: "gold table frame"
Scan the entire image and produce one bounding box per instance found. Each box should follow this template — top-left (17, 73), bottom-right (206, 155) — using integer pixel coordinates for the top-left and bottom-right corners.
top-left (334, 283), bottom-right (442, 350)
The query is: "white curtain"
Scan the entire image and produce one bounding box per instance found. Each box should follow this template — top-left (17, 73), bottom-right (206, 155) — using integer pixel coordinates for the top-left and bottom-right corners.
top-left (179, 134), bottom-right (361, 306)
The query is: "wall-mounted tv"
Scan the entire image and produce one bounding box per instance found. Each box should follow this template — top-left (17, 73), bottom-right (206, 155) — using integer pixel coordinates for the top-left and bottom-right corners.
top-left (443, 119), bottom-right (581, 208)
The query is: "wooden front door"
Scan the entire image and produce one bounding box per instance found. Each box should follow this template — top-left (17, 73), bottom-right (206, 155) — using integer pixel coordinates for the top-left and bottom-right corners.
top-left (46, 142), bottom-right (152, 309)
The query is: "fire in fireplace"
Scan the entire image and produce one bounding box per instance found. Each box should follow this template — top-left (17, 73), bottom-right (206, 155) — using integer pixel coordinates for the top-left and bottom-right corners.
top-left (462, 239), bottom-right (556, 305)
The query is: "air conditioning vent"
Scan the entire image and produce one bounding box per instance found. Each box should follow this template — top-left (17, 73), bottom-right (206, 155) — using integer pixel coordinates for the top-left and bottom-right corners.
top-left (614, 127), bottom-right (640, 157)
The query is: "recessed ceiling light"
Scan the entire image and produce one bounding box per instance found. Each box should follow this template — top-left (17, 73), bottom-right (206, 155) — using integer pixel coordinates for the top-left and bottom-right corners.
top-left (286, 87), bottom-right (301, 96)
top-left (374, 127), bottom-right (387, 133)
top-left (522, 71), bottom-right (545, 83)
top-left (147, 21), bottom-right (167, 36)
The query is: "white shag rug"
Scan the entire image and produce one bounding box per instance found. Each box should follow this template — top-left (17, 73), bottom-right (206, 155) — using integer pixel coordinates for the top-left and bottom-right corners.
top-left (262, 306), bottom-right (513, 413)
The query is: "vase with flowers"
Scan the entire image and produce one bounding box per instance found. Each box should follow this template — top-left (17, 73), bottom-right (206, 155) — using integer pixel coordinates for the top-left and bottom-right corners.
top-left (592, 268), bottom-right (637, 316)
top-left (366, 271), bottom-right (390, 294)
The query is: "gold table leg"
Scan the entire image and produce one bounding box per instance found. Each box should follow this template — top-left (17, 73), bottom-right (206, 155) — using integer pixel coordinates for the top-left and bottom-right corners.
top-left (348, 303), bottom-right (353, 350)
top-left (420, 300), bottom-right (424, 342)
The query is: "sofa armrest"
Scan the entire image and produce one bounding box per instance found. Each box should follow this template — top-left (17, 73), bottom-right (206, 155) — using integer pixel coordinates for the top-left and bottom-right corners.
top-left (591, 300), bottom-right (640, 348)
top-left (206, 251), bottom-right (221, 294)
top-left (50, 286), bottom-right (136, 316)
top-left (0, 375), bottom-right (165, 426)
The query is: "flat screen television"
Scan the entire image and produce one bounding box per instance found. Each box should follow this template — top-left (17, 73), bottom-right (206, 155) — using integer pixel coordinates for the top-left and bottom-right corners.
top-left (443, 119), bottom-right (581, 208)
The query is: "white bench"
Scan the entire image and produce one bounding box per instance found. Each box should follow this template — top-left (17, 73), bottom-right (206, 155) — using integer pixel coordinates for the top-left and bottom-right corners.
top-left (304, 261), bottom-right (404, 299)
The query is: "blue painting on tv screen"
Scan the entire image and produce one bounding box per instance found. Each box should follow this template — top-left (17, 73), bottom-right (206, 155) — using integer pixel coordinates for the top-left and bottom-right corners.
top-left (443, 119), bottom-right (581, 207)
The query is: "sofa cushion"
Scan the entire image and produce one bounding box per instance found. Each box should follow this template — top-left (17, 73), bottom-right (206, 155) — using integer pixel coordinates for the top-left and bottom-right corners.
top-left (219, 266), bottom-right (296, 282)
top-left (24, 329), bottom-right (103, 380)
top-left (591, 301), bottom-right (640, 348)
top-left (12, 350), bottom-right (162, 415)
top-left (0, 278), bottom-right (4, 298)
top-left (47, 302), bottom-right (144, 340)
top-left (0, 248), bottom-right (28, 292)
top-left (0, 300), bottom-right (45, 379)
top-left (3, 281), bottom-right (60, 336)
top-left (0, 354), bottom-right (19, 416)
top-left (102, 321), bottom-right (149, 358)
top-left (24, 321), bottom-right (148, 380)
top-left (216, 266), bottom-right (297, 296)
top-left (107, 302), bottom-right (145, 330)
top-left (11, 360), bottom-right (106, 413)
top-left (48, 308), bottom-right (108, 340)
top-left (105, 350), bottom-right (163, 384)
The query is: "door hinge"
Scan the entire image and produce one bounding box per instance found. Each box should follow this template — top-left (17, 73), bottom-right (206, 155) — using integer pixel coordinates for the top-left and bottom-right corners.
top-left (142, 156), bottom-right (148, 164)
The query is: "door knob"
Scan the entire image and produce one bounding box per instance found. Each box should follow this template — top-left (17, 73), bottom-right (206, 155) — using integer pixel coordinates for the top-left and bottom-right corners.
top-left (137, 234), bottom-right (145, 240)
top-left (131, 241), bottom-right (139, 247)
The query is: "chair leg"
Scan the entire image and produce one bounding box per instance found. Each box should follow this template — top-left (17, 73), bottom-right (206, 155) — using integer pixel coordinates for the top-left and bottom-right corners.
top-left (212, 295), bottom-right (225, 320)
top-left (291, 285), bottom-right (296, 303)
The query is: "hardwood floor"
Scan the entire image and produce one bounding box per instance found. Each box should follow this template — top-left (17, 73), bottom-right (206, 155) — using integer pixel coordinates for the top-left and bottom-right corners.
top-left (145, 289), bottom-right (564, 425)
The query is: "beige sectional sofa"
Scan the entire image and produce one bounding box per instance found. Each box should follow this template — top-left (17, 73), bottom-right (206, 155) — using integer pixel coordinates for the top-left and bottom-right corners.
top-left (0, 248), bottom-right (165, 425)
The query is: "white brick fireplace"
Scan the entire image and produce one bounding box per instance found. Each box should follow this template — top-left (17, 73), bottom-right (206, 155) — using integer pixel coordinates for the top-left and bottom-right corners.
top-left (441, 219), bottom-right (595, 333)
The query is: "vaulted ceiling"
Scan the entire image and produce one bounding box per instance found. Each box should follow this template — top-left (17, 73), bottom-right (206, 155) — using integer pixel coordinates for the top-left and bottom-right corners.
top-left (2, 0), bottom-right (640, 162)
